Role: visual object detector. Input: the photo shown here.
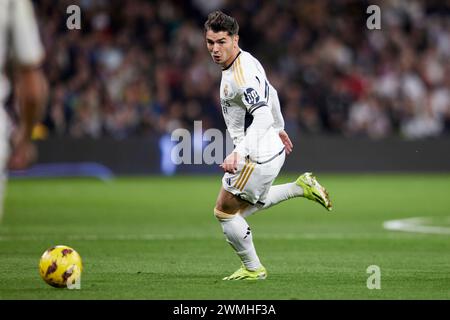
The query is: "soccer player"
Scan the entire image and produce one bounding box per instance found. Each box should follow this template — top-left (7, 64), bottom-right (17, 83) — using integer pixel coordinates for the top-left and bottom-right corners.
top-left (205, 11), bottom-right (332, 280)
top-left (0, 0), bottom-right (48, 221)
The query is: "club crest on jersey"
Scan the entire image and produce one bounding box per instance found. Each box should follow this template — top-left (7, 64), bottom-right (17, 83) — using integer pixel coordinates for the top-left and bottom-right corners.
top-left (223, 84), bottom-right (229, 97)
top-left (244, 88), bottom-right (260, 105)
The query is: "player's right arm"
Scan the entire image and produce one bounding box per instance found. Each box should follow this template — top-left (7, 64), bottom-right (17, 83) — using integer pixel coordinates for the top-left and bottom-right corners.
top-left (230, 58), bottom-right (277, 159)
top-left (8, 0), bottom-right (48, 169)
top-left (233, 100), bottom-right (276, 159)
top-left (222, 106), bottom-right (275, 173)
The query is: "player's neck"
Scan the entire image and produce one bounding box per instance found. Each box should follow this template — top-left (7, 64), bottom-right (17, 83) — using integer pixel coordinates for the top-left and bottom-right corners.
top-left (222, 49), bottom-right (241, 70)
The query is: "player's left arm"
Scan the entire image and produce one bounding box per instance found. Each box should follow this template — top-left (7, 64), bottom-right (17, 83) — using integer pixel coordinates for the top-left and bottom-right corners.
top-left (278, 130), bottom-right (293, 155)
top-left (269, 85), bottom-right (292, 155)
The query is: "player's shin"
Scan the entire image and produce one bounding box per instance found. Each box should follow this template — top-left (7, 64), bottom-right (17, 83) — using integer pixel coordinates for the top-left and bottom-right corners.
top-left (214, 207), bottom-right (262, 271)
top-left (240, 182), bottom-right (303, 218)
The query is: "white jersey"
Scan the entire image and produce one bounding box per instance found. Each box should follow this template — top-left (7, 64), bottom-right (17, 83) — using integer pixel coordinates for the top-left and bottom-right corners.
top-left (0, 0), bottom-right (44, 107)
top-left (219, 50), bottom-right (284, 163)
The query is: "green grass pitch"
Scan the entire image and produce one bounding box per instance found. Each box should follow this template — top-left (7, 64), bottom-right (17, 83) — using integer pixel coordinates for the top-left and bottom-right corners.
top-left (0, 174), bottom-right (449, 299)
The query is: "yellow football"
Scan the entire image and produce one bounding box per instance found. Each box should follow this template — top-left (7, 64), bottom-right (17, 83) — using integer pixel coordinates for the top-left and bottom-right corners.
top-left (39, 245), bottom-right (82, 288)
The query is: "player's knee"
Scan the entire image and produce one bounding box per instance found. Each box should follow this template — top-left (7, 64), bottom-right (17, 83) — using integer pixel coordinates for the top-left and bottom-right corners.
top-left (213, 206), bottom-right (237, 220)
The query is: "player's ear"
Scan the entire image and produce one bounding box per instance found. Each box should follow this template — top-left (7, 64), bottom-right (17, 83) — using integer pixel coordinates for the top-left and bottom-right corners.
top-left (233, 34), bottom-right (239, 48)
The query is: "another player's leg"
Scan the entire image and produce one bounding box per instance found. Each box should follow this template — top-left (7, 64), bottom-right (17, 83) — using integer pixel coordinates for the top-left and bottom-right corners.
top-left (240, 172), bottom-right (332, 218)
top-left (0, 112), bottom-right (9, 223)
top-left (0, 173), bottom-right (6, 223)
top-left (214, 188), bottom-right (267, 280)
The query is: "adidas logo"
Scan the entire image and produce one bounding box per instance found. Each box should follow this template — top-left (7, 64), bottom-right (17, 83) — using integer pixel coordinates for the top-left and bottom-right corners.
top-left (243, 227), bottom-right (251, 239)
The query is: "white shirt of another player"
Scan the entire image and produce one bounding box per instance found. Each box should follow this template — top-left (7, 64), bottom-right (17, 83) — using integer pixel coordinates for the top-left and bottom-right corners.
top-left (0, 0), bottom-right (45, 106)
top-left (220, 50), bottom-right (284, 162)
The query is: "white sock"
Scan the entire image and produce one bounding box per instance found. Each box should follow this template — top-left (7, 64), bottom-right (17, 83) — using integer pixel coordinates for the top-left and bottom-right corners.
top-left (240, 182), bottom-right (303, 218)
top-left (219, 214), bottom-right (262, 271)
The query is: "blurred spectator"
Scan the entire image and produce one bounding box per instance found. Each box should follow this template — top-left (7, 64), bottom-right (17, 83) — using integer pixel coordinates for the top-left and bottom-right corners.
top-left (23, 0), bottom-right (450, 140)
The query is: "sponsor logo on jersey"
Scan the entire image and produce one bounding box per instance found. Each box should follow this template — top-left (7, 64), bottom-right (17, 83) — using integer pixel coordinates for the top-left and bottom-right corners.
top-left (244, 88), bottom-right (260, 105)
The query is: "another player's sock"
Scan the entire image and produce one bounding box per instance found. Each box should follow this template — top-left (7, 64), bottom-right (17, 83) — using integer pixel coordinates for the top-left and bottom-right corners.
top-left (240, 182), bottom-right (303, 218)
top-left (217, 212), bottom-right (262, 271)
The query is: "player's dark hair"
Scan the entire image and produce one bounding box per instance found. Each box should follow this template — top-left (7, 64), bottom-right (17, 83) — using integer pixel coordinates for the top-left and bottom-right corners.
top-left (204, 11), bottom-right (239, 36)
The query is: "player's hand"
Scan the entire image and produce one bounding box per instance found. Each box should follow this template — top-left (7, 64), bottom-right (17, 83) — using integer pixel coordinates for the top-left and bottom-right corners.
top-left (279, 130), bottom-right (293, 155)
top-left (8, 129), bottom-right (37, 170)
top-left (220, 152), bottom-right (240, 174)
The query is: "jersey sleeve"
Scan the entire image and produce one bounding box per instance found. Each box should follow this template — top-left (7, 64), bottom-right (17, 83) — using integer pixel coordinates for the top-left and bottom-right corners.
top-left (235, 59), bottom-right (268, 115)
top-left (233, 106), bottom-right (274, 157)
top-left (269, 85), bottom-right (285, 132)
top-left (10, 0), bottom-right (45, 67)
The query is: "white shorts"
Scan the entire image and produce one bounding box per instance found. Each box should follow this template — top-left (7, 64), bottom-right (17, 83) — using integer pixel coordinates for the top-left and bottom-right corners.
top-left (0, 105), bottom-right (10, 169)
top-left (222, 149), bottom-right (285, 205)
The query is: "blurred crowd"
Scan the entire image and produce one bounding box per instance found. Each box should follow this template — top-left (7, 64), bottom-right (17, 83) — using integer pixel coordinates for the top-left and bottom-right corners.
top-left (31, 0), bottom-right (449, 140)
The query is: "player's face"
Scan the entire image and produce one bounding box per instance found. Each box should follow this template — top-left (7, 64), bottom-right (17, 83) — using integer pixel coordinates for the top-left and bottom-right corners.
top-left (206, 30), bottom-right (239, 68)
